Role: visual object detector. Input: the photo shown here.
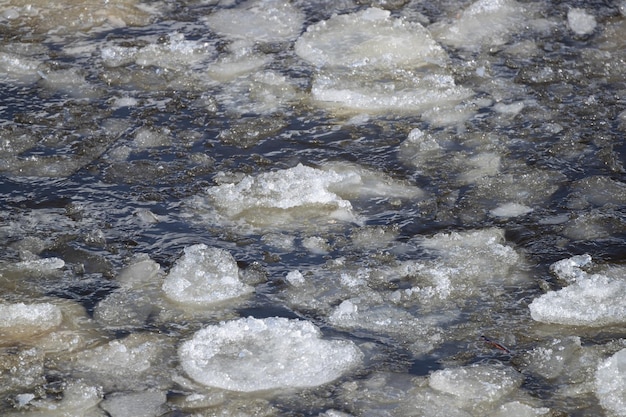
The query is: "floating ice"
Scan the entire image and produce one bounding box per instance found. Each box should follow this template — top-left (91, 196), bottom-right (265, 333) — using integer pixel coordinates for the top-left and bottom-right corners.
top-left (431, 0), bottom-right (530, 51)
top-left (529, 256), bottom-right (626, 326)
top-left (204, 0), bottom-right (304, 43)
top-left (187, 163), bottom-right (422, 231)
top-left (429, 363), bottom-right (523, 404)
top-left (295, 8), bottom-right (472, 117)
top-left (162, 244), bottom-right (253, 306)
top-left (179, 317), bottom-right (362, 392)
top-left (595, 348), bottom-right (626, 417)
top-left (295, 7), bottom-right (448, 70)
top-left (568, 8), bottom-right (597, 36)
top-left (491, 402), bottom-right (550, 417)
top-left (100, 390), bottom-right (167, 417)
top-left (0, 303), bottom-right (62, 339)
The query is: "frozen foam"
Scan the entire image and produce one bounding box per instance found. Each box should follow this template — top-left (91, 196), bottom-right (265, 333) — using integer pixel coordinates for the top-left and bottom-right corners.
top-left (529, 256), bottom-right (626, 326)
top-left (179, 317), bottom-right (362, 392)
top-left (595, 348), bottom-right (626, 417)
top-left (162, 244), bottom-right (253, 306)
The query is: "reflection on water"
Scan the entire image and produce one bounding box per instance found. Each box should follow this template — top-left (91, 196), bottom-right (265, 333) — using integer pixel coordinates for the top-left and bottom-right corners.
top-left (1, 0), bottom-right (626, 415)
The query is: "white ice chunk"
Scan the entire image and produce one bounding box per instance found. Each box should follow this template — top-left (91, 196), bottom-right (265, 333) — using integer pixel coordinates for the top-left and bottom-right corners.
top-left (431, 0), bottom-right (530, 51)
top-left (595, 348), bottom-right (626, 417)
top-left (205, 0), bottom-right (304, 43)
top-left (133, 127), bottom-right (171, 148)
top-left (179, 317), bottom-right (362, 392)
top-left (568, 8), bottom-right (597, 36)
top-left (162, 244), bottom-right (253, 306)
top-left (529, 257), bottom-right (626, 326)
top-left (429, 363), bottom-right (522, 404)
top-left (188, 162), bottom-right (423, 231)
top-left (0, 303), bottom-right (63, 338)
top-left (549, 254), bottom-right (592, 284)
top-left (0, 51), bottom-right (42, 84)
top-left (490, 202), bottom-right (533, 218)
top-left (295, 7), bottom-right (448, 70)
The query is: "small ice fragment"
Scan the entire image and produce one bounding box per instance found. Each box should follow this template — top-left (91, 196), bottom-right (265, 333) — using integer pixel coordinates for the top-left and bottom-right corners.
top-left (567, 8), bottom-right (597, 36)
top-left (162, 244), bottom-right (252, 306)
top-left (595, 348), bottom-right (626, 417)
top-left (14, 257), bottom-right (65, 271)
top-left (179, 317), bottom-right (362, 392)
top-left (285, 270), bottom-right (305, 286)
top-left (490, 202), bottom-right (533, 218)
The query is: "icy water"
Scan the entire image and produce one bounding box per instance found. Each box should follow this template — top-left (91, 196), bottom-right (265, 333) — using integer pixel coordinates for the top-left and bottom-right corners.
top-left (1, 0), bottom-right (626, 416)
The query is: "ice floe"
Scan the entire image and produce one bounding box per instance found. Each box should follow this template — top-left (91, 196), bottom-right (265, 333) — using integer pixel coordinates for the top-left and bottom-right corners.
top-left (185, 162), bottom-right (423, 232)
top-left (162, 244), bottom-right (253, 306)
top-left (294, 7), bottom-right (472, 117)
top-left (529, 255), bottom-right (626, 326)
top-left (179, 317), bottom-right (362, 392)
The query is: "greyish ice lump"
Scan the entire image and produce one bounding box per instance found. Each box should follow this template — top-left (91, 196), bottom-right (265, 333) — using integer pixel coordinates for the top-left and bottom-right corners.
top-left (179, 317), bottom-right (362, 392)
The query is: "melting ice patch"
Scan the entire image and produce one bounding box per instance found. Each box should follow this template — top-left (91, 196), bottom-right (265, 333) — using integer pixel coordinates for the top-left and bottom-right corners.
top-left (294, 7), bottom-right (472, 117)
top-left (529, 255), bottom-right (626, 326)
top-left (162, 244), bottom-right (253, 306)
top-left (179, 317), bottom-right (362, 392)
top-left (185, 163), bottom-right (423, 232)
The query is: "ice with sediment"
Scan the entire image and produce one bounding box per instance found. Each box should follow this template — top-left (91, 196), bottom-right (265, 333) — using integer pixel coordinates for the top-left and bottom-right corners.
top-left (186, 162), bottom-right (423, 232)
top-left (595, 348), bottom-right (626, 417)
top-left (179, 317), bottom-right (362, 392)
top-left (162, 244), bottom-right (253, 306)
top-left (294, 7), bottom-right (472, 116)
top-left (529, 255), bottom-right (626, 326)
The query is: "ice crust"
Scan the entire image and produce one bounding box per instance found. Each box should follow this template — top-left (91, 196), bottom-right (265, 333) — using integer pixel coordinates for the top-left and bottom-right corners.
top-left (179, 317), bottom-right (362, 392)
top-left (529, 255), bottom-right (626, 326)
top-left (162, 244), bottom-right (252, 306)
top-left (595, 348), bottom-right (626, 416)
